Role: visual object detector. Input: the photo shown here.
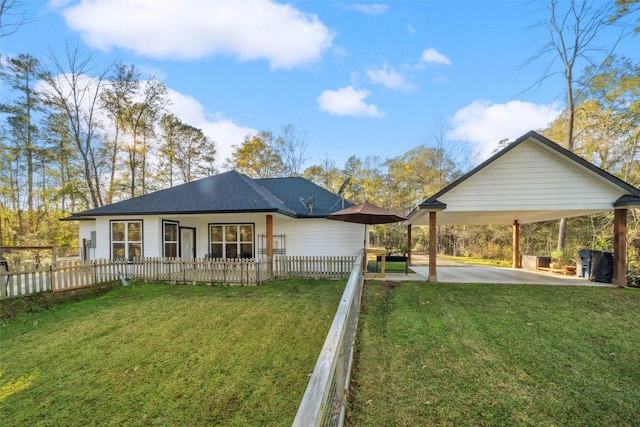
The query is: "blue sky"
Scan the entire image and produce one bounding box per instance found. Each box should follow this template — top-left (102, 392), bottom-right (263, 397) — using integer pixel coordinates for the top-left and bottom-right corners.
top-left (2, 0), bottom-right (636, 170)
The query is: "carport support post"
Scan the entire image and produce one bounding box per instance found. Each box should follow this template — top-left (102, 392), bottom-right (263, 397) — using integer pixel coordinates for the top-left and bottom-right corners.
top-left (512, 220), bottom-right (520, 268)
top-left (407, 224), bottom-right (412, 266)
top-left (613, 208), bottom-right (627, 287)
top-left (429, 212), bottom-right (437, 282)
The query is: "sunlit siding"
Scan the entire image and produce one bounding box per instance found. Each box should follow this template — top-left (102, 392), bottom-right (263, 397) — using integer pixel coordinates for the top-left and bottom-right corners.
top-left (143, 217), bottom-right (160, 257)
top-left (93, 217), bottom-right (110, 259)
top-left (441, 139), bottom-right (626, 212)
top-left (90, 216), bottom-right (159, 259)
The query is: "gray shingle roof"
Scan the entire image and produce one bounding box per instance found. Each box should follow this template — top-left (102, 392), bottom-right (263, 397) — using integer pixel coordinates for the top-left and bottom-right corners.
top-left (256, 176), bottom-right (353, 217)
top-left (66, 170), bottom-right (351, 219)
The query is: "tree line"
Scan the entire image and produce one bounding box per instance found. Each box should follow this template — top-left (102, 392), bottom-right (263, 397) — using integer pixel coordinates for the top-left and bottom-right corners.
top-left (0, 50), bottom-right (220, 248)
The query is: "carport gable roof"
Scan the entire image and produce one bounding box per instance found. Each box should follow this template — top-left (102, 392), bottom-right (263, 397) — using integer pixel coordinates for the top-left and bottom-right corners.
top-left (407, 131), bottom-right (640, 225)
top-left (66, 170), bottom-right (352, 219)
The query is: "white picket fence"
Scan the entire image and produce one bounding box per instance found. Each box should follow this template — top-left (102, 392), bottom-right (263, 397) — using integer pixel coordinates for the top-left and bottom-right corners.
top-left (273, 255), bottom-right (356, 279)
top-left (0, 255), bottom-right (361, 299)
top-left (0, 260), bottom-right (107, 298)
top-left (0, 257), bottom-right (276, 298)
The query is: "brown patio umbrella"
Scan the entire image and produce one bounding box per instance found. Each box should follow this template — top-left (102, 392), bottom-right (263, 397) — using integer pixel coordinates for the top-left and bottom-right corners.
top-left (326, 201), bottom-right (407, 224)
top-left (328, 202), bottom-right (407, 273)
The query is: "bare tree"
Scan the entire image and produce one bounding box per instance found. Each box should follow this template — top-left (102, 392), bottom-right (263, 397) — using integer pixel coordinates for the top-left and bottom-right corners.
top-left (100, 62), bottom-right (139, 204)
top-left (275, 124), bottom-right (308, 176)
top-left (40, 45), bottom-right (111, 208)
top-left (124, 78), bottom-right (167, 197)
top-left (527, 0), bottom-right (627, 251)
top-left (0, 0), bottom-right (29, 39)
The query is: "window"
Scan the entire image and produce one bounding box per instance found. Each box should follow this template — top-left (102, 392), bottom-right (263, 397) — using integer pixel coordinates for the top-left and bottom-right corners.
top-left (163, 221), bottom-right (179, 257)
top-left (209, 224), bottom-right (254, 259)
top-left (111, 220), bottom-right (143, 261)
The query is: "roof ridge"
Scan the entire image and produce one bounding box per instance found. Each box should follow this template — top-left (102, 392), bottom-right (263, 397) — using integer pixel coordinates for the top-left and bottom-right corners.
top-left (233, 171), bottom-right (296, 215)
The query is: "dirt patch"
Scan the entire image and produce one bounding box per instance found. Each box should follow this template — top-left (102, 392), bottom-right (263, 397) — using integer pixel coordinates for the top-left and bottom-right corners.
top-left (0, 281), bottom-right (120, 320)
top-left (380, 281), bottom-right (400, 291)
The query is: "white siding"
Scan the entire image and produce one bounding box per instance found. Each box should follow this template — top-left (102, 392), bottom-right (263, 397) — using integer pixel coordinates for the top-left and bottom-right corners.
top-left (441, 140), bottom-right (626, 212)
top-left (89, 216), bottom-right (159, 259)
top-left (79, 213), bottom-right (364, 259)
top-left (78, 221), bottom-right (96, 260)
top-left (274, 218), bottom-right (364, 256)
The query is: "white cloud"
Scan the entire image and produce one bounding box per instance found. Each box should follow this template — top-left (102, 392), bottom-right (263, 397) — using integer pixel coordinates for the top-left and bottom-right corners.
top-left (166, 89), bottom-right (256, 168)
top-left (447, 100), bottom-right (562, 159)
top-left (57, 0), bottom-right (334, 69)
top-left (136, 65), bottom-right (168, 81)
top-left (420, 47), bottom-right (452, 66)
top-left (347, 3), bottom-right (389, 15)
top-left (408, 24), bottom-right (415, 34)
top-left (37, 71), bottom-right (252, 169)
top-left (317, 86), bottom-right (385, 118)
top-left (366, 64), bottom-right (415, 91)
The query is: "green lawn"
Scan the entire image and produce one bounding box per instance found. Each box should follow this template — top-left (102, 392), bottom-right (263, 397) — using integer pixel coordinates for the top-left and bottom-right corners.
top-left (348, 281), bottom-right (640, 426)
top-left (367, 260), bottom-right (412, 273)
top-left (0, 279), bottom-right (345, 426)
top-left (442, 255), bottom-right (511, 267)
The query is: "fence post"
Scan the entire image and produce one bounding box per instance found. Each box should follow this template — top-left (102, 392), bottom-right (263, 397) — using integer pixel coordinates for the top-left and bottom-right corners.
top-left (0, 267), bottom-right (6, 298)
top-left (92, 261), bottom-right (97, 287)
top-left (47, 264), bottom-right (53, 292)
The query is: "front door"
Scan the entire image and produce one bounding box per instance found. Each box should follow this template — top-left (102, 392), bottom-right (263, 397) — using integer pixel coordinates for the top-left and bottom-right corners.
top-left (180, 227), bottom-right (196, 259)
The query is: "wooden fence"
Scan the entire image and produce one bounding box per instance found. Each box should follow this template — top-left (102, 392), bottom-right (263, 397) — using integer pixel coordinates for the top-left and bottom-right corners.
top-left (0, 255), bottom-right (360, 299)
top-left (128, 257), bottom-right (272, 285)
top-left (1, 260), bottom-right (115, 298)
top-left (292, 254), bottom-right (364, 427)
top-left (273, 255), bottom-right (356, 279)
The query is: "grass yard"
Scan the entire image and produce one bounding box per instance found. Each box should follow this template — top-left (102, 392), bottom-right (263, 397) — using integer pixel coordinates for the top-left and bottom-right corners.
top-left (366, 261), bottom-right (412, 274)
top-left (442, 255), bottom-right (511, 267)
top-left (0, 279), bottom-right (345, 426)
top-left (348, 281), bottom-right (640, 427)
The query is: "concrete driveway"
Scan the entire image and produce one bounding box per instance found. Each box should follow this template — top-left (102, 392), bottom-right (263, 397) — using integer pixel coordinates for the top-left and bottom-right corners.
top-left (407, 265), bottom-right (616, 287)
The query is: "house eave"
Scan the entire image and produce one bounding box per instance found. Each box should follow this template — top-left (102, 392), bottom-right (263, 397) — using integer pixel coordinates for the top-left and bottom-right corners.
top-left (66, 208), bottom-right (299, 219)
top-left (614, 195), bottom-right (640, 208)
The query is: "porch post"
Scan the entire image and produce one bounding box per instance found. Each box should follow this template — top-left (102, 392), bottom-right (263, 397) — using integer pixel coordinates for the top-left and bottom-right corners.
top-left (512, 220), bottom-right (520, 268)
top-left (266, 215), bottom-right (273, 274)
top-left (429, 211), bottom-right (437, 282)
top-left (613, 208), bottom-right (627, 287)
top-left (407, 224), bottom-right (412, 266)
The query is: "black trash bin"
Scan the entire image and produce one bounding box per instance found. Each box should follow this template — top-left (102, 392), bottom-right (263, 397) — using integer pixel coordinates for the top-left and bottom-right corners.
top-left (589, 251), bottom-right (613, 283)
top-left (578, 249), bottom-right (593, 278)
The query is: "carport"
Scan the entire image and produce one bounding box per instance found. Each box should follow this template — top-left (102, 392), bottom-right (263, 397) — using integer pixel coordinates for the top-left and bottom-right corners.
top-left (406, 131), bottom-right (640, 286)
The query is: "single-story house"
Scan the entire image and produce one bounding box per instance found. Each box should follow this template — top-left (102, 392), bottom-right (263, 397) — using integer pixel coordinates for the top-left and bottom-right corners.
top-left (64, 170), bottom-right (364, 261)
